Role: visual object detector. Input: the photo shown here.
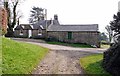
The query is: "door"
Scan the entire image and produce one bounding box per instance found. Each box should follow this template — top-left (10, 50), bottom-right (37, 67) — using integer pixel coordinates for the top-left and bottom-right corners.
top-left (28, 30), bottom-right (32, 38)
top-left (68, 32), bottom-right (72, 39)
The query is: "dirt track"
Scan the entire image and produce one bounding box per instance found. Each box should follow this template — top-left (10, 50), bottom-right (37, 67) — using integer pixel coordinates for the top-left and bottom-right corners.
top-left (32, 50), bottom-right (94, 74)
top-left (12, 38), bottom-right (105, 74)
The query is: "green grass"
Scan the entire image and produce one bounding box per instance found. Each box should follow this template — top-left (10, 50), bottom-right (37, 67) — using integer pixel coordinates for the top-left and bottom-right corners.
top-left (47, 41), bottom-right (93, 48)
top-left (0, 37), bottom-right (2, 75)
top-left (101, 44), bottom-right (110, 49)
top-left (80, 54), bottom-right (110, 75)
top-left (2, 38), bottom-right (49, 74)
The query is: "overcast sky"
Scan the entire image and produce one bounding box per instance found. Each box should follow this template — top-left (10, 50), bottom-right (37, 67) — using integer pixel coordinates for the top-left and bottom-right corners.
top-left (18, 0), bottom-right (120, 32)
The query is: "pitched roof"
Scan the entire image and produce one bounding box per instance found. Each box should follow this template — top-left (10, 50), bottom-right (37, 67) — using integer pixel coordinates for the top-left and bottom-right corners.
top-left (32, 20), bottom-right (51, 29)
top-left (47, 24), bottom-right (98, 32)
top-left (14, 24), bottom-right (32, 30)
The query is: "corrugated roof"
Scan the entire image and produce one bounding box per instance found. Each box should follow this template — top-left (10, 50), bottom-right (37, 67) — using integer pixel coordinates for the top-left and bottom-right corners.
top-left (47, 24), bottom-right (98, 32)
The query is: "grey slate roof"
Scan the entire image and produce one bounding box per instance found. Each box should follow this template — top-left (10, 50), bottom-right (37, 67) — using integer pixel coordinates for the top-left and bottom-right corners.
top-left (15, 24), bottom-right (32, 30)
top-left (47, 24), bottom-right (98, 32)
top-left (15, 20), bottom-right (99, 32)
top-left (32, 20), bottom-right (52, 29)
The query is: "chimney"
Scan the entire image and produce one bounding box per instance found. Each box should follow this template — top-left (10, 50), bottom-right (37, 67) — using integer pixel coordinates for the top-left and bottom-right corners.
top-left (50, 18), bottom-right (53, 24)
top-left (41, 16), bottom-right (44, 20)
top-left (54, 14), bottom-right (58, 20)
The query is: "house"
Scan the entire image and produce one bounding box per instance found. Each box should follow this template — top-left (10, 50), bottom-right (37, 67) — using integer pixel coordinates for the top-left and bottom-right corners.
top-left (31, 20), bottom-right (51, 38)
top-left (47, 15), bottom-right (100, 47)
top-left (14, 20), bottom-right (51, 38)
top-left (14, 24), bottom-right (32, 38)
top-left (14, 15), bottom-right (100, 47)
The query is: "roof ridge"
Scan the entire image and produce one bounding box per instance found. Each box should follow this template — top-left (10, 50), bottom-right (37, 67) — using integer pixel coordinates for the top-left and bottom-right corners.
top-left (60, 24), bottom-right (98, 26)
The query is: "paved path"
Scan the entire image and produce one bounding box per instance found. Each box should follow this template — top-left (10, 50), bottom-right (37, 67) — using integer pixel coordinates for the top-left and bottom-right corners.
top-left (12, 38), bottom-right (106, 74)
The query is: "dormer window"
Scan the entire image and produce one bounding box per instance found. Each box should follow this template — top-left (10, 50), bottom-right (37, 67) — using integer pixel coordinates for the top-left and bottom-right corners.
top-left (21, 25), bottom-right (25, 29)
top-left (40, 25), bottom-right (43, 29)
top-left (19, 30), bottom-right (23, 35)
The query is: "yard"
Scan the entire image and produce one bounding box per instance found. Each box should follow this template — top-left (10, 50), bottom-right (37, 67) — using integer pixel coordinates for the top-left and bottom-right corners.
top-left (80, 54), bottom-right (110, 75)
top-left (2, 38), bottom-right (49, 74)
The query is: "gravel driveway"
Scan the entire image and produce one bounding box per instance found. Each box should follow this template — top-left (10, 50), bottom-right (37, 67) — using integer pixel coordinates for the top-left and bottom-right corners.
top-left (12, 38), bottom-right (106, 74)
top-left (32, 50), bottom-right (94, 74)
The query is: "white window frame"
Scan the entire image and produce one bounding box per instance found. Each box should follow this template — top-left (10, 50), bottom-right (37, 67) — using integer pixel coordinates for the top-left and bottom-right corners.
top-left (38, 30), bottom-right (42, 35)
top-left (19, 30), bottom-right (23, 35)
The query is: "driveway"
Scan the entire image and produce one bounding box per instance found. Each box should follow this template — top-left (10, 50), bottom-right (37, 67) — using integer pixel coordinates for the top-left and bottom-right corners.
top-left (12, 38), bottom-right (106, 74)
top-left (12, 38), bottom-right (106, 53)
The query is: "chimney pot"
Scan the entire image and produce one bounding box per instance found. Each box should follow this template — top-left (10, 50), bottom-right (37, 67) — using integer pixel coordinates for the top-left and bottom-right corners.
top-left (54, 14), bottom-right (58, 20)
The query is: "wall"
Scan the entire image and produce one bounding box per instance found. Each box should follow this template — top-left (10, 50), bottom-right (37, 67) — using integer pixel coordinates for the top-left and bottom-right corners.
top-left (0, 7), bottom-right (7, 35)
top-left (47, 31), bottom-right (100, 47)
top-left (14, 30), bottom-right (28, 38)
top-left (32, 29), bottom-right (46, 38)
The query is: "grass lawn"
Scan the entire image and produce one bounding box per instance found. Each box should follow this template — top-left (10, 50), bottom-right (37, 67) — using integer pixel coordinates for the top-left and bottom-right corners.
top-left (0, 37), bottom-right (2, 75)
top-left (101, 44), bottom-right (110, 49)
top-left (47, 41), bottom-right (93, 48)
top-left (80, 54), bottom-right (110, 75)
top-left (2, 38), bottom-right (49, 74)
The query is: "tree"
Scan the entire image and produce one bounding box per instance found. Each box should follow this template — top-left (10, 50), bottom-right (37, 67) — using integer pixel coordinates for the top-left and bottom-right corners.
top-left (29, 7), bottom-right (45, 24)
top-left (3, 1), bottom-right (11, 36)
top-left (103, 11), bottom-right (120, 76)
top-left (105, 25), bottom-right (113, 43)
top-left (99, 32), bottom-right (108, 42)
top-left (4, 0), bottom-right (24, 37)
top-left (16, 10), bottom-right (23, 25)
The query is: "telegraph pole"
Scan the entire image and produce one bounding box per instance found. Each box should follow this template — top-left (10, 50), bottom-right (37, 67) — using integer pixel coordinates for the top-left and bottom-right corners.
top-left (118, 1), bottom-right (120, 12)
top-left (44, 9), bottom-right (48, 39)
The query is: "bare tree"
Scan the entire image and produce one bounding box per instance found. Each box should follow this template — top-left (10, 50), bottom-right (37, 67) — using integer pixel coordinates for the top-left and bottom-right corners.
top-left (4, 0), bottom-right (24, 37)
top-left (105, 25), bottom-right (113, 43)
top-left (16, 10), bottom-right (23, 25)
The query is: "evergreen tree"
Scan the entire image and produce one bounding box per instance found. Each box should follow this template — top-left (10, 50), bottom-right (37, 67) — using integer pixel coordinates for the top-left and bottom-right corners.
top-left (29, 7), bottom-right (45, 24)
top-left (103, 12), bottom-right (120, 76)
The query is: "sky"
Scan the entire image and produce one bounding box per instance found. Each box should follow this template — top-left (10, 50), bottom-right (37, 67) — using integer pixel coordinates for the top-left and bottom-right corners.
top-left (18, 0), bottom-right (120, 32)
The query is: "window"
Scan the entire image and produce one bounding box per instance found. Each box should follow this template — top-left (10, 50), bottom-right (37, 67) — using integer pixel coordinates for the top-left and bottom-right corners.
top-left (68, 32), bottom-right (72, 39)
top-left (19, 30), bottom-right (23, 35)
top-left (38, 30), bottom-right (42, 35)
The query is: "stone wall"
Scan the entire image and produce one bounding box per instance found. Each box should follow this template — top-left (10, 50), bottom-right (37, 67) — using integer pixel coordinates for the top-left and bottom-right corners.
top-left (47, 31), bottom-right (100, 47)
top-left (32, 29), bottom-right (46, 38)
top-left (14, 30), bottom-right (28, 38)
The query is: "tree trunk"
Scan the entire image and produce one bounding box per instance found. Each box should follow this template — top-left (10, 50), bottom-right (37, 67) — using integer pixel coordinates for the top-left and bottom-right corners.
top-left (4, 1), bottom-right (18, 37)
top-left (5, 28), bottom-right (14, 37)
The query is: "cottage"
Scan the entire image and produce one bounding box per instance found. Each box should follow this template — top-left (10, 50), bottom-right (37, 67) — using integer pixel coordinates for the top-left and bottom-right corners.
top-left (14, 15), bottom-right (100, 47)
top-left (31, 20), bottom-right (51, 38)
top-left (14, 24), bottom-right (32, 38)
top-left (14, 20), bottom-right (50, 38)
top-left (47, 15), bottom-right (100, 47)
